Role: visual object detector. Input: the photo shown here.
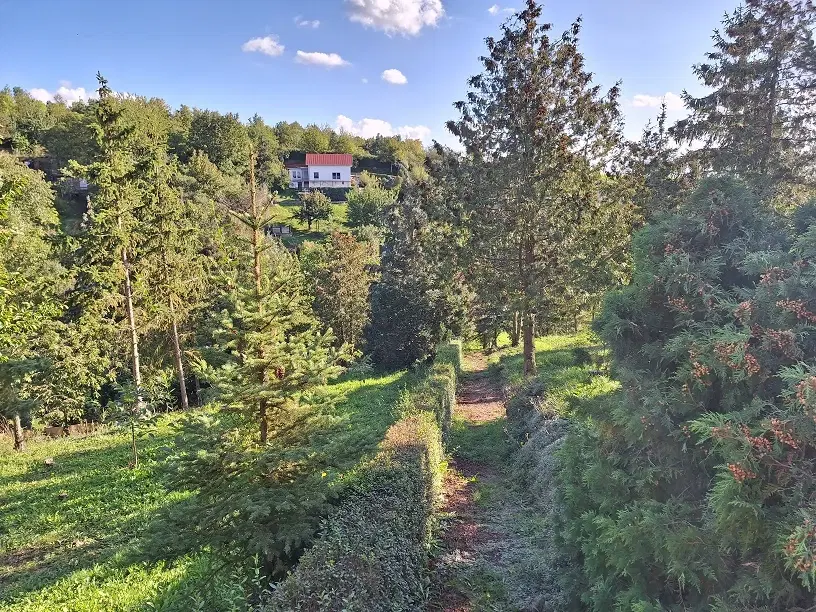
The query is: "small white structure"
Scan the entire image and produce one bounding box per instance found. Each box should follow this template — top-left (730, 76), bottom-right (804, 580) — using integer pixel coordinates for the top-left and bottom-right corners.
top-left (287, 153), bottom-right (352, 189)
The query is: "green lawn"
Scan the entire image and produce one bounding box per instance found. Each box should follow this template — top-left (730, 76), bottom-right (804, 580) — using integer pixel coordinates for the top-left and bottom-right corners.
top-left (0, 368), bottom-right (411, 611)
top-left (270, 198), bottom-right (349, 247)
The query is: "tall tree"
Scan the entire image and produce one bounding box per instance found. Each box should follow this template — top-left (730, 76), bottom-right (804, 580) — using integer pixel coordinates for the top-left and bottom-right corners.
top-left (448, 0), bottom-right (622, 375)
top-left (673, 0), bottom-right (816, 200)
top-left (68, 74), bottom-right (146, 403)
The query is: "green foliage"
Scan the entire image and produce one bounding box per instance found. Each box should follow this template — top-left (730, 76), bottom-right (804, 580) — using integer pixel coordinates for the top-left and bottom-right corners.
top-left (346, 180), bottom-right (397, 228)
top-left (559, 176), bottom-right (816, 609)
top-left (186, 109), bottom-right (249, 175)
top-left (673, 0), bottom-right (816, 201)
top-left (296, 189), bottom-right (332, 230)
top-left (262, 345), bottom-right (457, 611)
top-left (366, 182), bottom-right (469, 369)
top-left (447, 0), bottom-right (624, 375)
top-left (0, 153), bottom-right (66, 448)
top-left (303, 232), bottom-right (377, 352)
top-left (299, 124), bottom-right (331, 153)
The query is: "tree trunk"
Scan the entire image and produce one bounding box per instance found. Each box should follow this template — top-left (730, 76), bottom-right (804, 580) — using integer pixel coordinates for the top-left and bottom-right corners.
top-left (249, 152), bottom-right (269, 444)
top-left (510, 311), bottom-right (521, 347)
top-left (522, 239), bottom-right (536, 376)
top-left (169, 310), bottom-right (190, 411)
top-left (193, 375), bottom-right (201, 407)
top-left (523, 309), bottom-right (536, 376)
top-left (12, 413), bottom-right (25, 452)
top-left (130, 420), bottom-right (138, 468)
top-left (121, 238), bottom-right (143, 404)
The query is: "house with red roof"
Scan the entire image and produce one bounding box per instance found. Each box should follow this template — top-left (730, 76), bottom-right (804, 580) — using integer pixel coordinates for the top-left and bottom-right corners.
top-left (285, 153), bottom-right (353, 190)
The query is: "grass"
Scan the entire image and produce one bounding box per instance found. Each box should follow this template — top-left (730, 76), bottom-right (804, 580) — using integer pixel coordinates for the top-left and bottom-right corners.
top-left (269, 198), bottom-right (350, 248)
top-left (0, 368), bottom-right (411, 611)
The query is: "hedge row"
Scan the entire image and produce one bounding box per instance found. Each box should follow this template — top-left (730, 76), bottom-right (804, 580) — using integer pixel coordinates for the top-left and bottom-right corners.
top-left (263, 342), bottom-right (461, 611)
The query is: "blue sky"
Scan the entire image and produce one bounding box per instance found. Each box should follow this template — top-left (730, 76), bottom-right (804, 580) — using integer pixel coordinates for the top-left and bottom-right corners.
top-left (1, 0), bottom-right (738, 147)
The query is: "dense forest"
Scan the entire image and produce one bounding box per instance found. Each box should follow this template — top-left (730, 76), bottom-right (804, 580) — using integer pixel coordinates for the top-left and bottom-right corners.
top-left (2, 0), bottom-right (816, 610)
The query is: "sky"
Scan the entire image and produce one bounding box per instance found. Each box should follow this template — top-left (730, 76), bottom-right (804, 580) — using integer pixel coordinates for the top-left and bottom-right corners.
top-left (0, 0), bottom-right (740, 148)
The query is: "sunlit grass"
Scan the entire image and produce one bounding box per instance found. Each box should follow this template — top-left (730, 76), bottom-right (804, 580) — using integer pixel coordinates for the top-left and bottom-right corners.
top-left (0, 367), bottom-right (409, 611)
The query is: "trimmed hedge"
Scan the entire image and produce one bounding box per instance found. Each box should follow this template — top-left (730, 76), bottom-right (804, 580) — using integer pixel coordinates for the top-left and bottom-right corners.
top-left (262, 342), bottom-right (460, 611)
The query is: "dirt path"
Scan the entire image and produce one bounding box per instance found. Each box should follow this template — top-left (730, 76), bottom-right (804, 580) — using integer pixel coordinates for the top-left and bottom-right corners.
top-left (428, 353), bottom-right (512, 611)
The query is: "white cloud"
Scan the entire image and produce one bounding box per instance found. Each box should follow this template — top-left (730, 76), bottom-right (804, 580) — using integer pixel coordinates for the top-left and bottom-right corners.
top-left (29, 84), bottom-right (91, 105)
top-left (381, 68), bottom-right (408, 85)
top-left (398, 124), bottom-right (432, 141)
top-left (488, 4), bottom-right (515, 15)
top-left (346, 0), bottom-right (444, 36)
top-left (294, 15), bottom-right (320, 28)
top-left (242, 36), bottom-right (285, 57)
top-left (362, 77), bottom-right (369, 84)
top-left (296, 50), bottom-right (350, 67)
top-left (632, 92), bottom-right (684, 111)
top-left (336, 114), bottom-right (431, 142)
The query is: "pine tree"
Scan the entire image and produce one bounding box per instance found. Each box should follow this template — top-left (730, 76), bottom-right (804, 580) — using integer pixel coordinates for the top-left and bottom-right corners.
top-left (673, 0), bottom-right (816, 200)
top-left (447, 0), bottom-right (622, 375)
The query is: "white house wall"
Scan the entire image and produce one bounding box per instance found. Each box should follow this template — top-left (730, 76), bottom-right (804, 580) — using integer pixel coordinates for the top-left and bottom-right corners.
top-left (307, 164), bottom-right (351, 187)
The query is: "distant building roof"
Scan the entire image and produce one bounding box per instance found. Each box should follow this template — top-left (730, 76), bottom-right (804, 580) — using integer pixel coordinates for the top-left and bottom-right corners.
top-left (306, 153), bottom-right (353, 166)
top-left (285, 160), bottom-right (307, 169)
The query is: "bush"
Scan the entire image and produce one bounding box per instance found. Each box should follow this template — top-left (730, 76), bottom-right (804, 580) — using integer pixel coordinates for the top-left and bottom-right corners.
top-left (558, 176), bottom-right (816, 610)
top-left (262, 345), bottom-right (458, 611)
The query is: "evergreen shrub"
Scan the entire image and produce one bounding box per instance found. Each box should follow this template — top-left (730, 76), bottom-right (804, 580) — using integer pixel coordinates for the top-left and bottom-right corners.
top-left (558, 177), bottom-right (816, 610)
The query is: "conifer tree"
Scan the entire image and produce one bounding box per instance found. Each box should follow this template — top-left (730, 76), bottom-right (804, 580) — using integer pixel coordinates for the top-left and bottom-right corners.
top-left (303, 232), bottom-right (377, 352)
top-left (199, 150), bottom-right (341, 442)
top-left (169, 150), bottom-right (343, 572)
top-left (674, 0), bottom-right (816, 200)
top-left (448, 0), bottom-right (622, 375)
top-left (68, 74), bottom-right (146, 403)
top-left (140, 151), bottom-right (205, 411)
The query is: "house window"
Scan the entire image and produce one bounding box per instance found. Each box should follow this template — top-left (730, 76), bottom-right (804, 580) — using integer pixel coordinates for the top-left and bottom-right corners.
top-left (332, 172), bottom-right (341, 180)
top-left (313, 172), bottom-right (319, 179)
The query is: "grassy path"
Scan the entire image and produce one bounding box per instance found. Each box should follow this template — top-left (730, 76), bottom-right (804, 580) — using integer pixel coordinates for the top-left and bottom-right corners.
top-left (429, 352), bottom-right (518, 611)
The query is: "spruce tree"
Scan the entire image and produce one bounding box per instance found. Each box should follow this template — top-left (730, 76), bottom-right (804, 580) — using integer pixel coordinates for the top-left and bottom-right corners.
top-left (68, 74), bottom-right (146, 403)
top-left (673, 0), bottom-right (816, 200)
top-left (169, 150), bottom-right (343, 572)
top-left (0, 153), bottom-right (65, 450)
top-left (448, 0), bottom-right (622, 375)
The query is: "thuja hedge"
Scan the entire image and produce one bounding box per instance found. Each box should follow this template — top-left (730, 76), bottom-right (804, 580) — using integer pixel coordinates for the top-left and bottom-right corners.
top-left (263, 342), bottom-right (460, 611)
top-left (558, 177), bottom-right (816, 610)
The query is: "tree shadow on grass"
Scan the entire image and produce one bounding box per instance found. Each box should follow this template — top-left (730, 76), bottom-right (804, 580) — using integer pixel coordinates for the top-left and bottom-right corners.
top-left (0, 433), bottom-right (192, 606)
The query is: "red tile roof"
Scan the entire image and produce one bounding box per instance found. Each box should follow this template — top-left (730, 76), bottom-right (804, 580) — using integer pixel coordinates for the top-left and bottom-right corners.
top-left (305, 153), bottom-right (353, 166)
